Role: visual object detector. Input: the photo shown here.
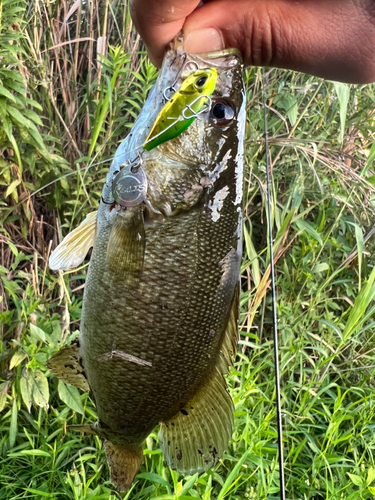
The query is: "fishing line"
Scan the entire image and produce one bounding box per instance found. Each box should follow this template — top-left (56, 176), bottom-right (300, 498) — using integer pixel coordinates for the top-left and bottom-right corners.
top-left (261, 67), bottom-right (286, 500)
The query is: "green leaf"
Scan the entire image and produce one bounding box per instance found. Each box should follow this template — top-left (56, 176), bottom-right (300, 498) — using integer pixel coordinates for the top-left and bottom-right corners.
top-left (7, 240), bottom-right (18, 256)
top-left (24, 97), bottom-right (43, 111)
top-left (0, 97), bottom-right (7, 116)
top-left (343, 265), bottom-right (375, 341)
top-left (20, 449), bottom-right (51, 457)
top-left (88, 83), bottom-right (111, 158)
top-left (354, 223), bottom-right (364, 288)
top-left (333, 81), bottom-right (350, 143)
top-left (9, 350), bottom-right (27, 370)
top-left (58, 380), bottom-right (84, 415)
top-left (29, 324), bottom-right (46, 343)
top-left (7, 105), bottom-right (32, 128)
top-left (217, 449), bottom-right (250, 500)
top-left (30, 369), bottom-right (49, 408)
top-left (177, 474), bottom-right (199, 497)
top-left (23, 489), bottom-right (53, 498)
top-left (319, 319), bottom-right (343, 339)
top-left (0, 86), bottom-right (16, 101)
top-left (367, 466), bottom-right (375, 486)
top-left (136, 472), bottom-right (171, 488)
top-left (4, 79), bottom-right (25, 95)
top-left (243, 223), bottom-right (260, 287)
top-left (2, 116), bottom-right (22, 168)
top-left (313, 262), bottom-right (329, 274)
top-left (9, 397), bottom-right (18, 448)
top-left (363, 139), bottom-right (375, 175)
top-left (5, 179), bottom-right (21, 198)
top-left (23, 108), bottom-right (43, 126)
top-left (294, 219), bottom-right (323, 245)
top-left (348, 473), bottom-right (364, 486)
top-left (20, 371), bottom-right (33, 412)
top-left (0, 382), bottom-right (9, 412)
top-left (285, 95), bottom-right (298, 126)
top-left (0, 69), bottom-right (25, 82)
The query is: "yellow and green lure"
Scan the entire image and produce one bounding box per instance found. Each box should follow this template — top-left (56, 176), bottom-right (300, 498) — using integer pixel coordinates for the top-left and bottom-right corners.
top-left (143, 68), bottom-right (218, 151)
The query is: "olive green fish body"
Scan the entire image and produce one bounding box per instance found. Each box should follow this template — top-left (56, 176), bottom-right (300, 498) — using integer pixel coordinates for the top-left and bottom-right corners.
top-left (48, 37), bottom-right (246, 490)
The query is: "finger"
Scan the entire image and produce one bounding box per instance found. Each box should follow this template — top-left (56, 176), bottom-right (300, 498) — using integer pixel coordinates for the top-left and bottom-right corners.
top-left (184, 0), bottom-right (375, 83)
top-left (130, 0), bottom-right (200, 67)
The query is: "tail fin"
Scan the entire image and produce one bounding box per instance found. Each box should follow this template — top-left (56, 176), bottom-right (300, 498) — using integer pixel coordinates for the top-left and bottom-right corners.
top-left (104, 441), bottom-right (143, 492)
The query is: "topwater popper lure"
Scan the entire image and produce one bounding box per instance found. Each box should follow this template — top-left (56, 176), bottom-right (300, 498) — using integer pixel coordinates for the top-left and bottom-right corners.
top-left (143, 68), bottom-right (218, 151)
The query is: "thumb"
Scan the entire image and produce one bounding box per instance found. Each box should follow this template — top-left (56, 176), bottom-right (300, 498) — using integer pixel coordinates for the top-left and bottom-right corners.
top-left (184, 0), bottom-right (375, 84)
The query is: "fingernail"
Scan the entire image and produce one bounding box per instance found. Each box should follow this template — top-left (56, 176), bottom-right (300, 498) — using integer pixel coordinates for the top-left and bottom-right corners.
top-left (185, 28), bottom-right (224, 54)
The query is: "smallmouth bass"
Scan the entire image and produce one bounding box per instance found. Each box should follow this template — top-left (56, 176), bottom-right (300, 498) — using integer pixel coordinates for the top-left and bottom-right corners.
top-left (48, 34), bottom-right (246, 491)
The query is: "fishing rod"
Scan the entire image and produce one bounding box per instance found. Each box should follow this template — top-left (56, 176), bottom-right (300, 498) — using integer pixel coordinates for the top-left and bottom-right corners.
top-left (261, 67), bottom-right (286, 500)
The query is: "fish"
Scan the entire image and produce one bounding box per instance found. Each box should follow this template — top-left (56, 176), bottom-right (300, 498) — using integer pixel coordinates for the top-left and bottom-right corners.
top-left (47, 33), bottom-right (246, 491)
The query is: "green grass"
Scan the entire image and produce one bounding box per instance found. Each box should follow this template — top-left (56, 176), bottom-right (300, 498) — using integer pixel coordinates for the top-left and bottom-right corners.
top-left (1, 0), bottom-right (375, 499)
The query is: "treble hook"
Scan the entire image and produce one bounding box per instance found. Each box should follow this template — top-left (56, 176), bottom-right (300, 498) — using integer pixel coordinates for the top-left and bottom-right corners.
top-left (163, 53), bottom-right (199, 101)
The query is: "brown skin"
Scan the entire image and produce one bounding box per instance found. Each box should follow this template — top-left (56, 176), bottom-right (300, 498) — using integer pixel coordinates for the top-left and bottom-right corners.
top-left (130, 0), bottom-right (375, 83)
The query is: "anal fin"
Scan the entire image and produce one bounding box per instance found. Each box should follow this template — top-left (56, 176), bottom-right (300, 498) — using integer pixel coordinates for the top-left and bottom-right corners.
top-left (158, 367), bottom-right (234, 475)
top-left (46, 342), bottom-right (89, 392)
top-left (49, 211), bottom-right (98, 271)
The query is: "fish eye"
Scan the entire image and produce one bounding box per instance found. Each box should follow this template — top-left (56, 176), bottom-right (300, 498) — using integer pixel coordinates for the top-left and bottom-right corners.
top-left (211, 99), bottom-right (235, 126)
top-left (195, 75), bottom-right (208, 88)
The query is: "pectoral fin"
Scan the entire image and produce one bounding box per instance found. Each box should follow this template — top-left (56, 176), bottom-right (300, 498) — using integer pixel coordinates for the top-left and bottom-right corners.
top-left (107, 208), bottom-right (145, 280)
top-left (46, 342), bottom-right (89, 392)
top-left (158, 367), bottom-right (234, 474)
top-left (49, 211), bottom-right (98, 270)
top-left (69, 424), bottom-right (99, 435)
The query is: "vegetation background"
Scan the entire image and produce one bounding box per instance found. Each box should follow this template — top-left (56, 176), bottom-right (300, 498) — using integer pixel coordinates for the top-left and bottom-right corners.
top-left (1, 0), bottom-right (375, 499)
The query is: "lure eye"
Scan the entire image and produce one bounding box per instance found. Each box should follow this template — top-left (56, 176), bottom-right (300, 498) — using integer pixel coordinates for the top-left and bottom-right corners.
top-left (195, 75), bottom-right (208, 88)
top-left (211, 99), bottom-right (235, 126)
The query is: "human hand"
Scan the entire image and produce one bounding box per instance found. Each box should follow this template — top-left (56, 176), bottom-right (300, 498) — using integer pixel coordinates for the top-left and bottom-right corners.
top-left (130, 0), bottom-right (375, 83)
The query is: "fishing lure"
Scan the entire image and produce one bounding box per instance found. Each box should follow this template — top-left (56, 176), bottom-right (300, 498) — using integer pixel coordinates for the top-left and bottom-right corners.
top-left (143, 68), bottom-right (217, 151)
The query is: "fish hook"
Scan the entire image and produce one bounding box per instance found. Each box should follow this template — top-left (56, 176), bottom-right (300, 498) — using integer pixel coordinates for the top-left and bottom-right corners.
top-left (261, 67), bottom-right (286, 500)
